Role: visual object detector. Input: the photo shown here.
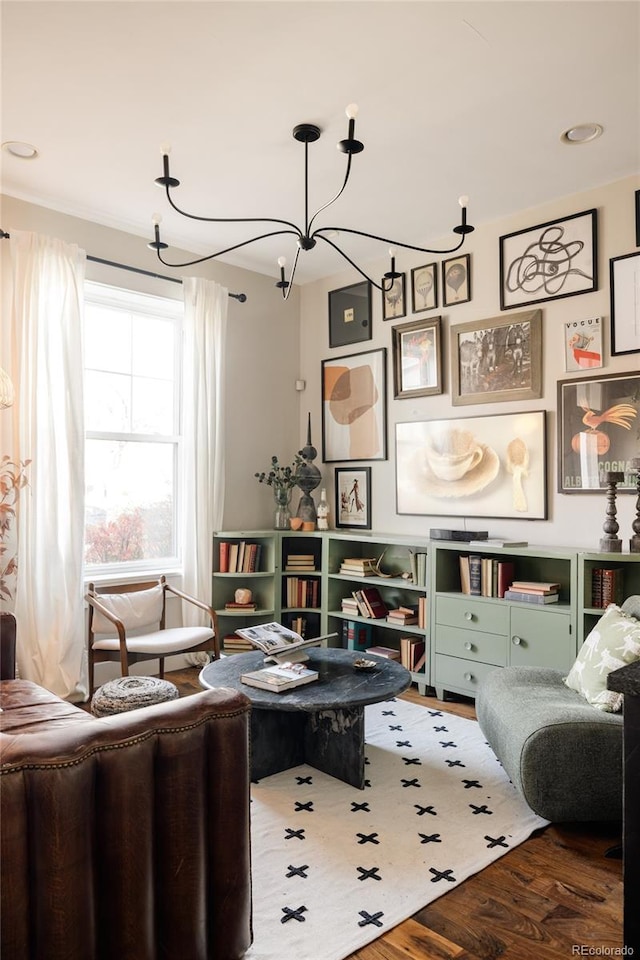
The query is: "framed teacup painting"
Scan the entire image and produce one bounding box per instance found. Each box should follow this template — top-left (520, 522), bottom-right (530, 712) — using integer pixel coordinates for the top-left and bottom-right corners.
top-left (395, 411), bottom-right (547, 519)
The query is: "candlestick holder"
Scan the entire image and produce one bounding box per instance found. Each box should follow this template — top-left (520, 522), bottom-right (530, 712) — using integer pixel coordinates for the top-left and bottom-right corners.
top-left (599, 470), bottom-right (624, 552)
top-left (630, 457), bottom-right (640, 553)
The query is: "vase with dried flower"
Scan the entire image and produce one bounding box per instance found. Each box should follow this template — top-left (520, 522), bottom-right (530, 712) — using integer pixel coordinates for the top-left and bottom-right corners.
top-left (255, 453), bottom-right (307, 530)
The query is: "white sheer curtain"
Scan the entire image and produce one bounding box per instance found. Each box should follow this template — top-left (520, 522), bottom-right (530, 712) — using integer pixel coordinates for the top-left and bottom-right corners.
top-left (181, 277), bottom-right (228, 633)
top-left (11, 230), bottom-right (87, 698)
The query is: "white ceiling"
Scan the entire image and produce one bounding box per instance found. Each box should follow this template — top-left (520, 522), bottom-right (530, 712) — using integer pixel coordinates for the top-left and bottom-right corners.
top-left (2, 1), bottom-right (639, 286)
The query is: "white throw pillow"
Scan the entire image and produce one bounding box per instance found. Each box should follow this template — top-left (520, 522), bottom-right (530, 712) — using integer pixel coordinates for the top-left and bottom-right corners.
top-left (91, 585), bottom-right (164, 635)
top-left (564, 604), bottom-right (640, 711)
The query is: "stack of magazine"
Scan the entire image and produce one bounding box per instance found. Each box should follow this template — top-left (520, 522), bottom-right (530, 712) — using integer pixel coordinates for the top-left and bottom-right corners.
top-left (235, 621), bottom-right (332, 692)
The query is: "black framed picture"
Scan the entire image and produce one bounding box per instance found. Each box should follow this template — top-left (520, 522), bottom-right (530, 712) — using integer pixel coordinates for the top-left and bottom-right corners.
top-left (610, 252), bottom-right (640, 356)
top-left (411, 263), bottom-right (438, 312)
top-left (499, 208), bottom-right (598, 310)
top-left (382, 273), bottom-right (406, 321)
top-left (328, 281), bottom-right (372, 348)
top-left (335, 466), bottom-right (372, 529)
top-left (636, 189), bottom-right (640, 247)
top-left (321, 348), bottom-right (387, 463)
top-left (557, 372), bottom-right (640, 493)
top-left (442, 254), bottom-right (471, 307)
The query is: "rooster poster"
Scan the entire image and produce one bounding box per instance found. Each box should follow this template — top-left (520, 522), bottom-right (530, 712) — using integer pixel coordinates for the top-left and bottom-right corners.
top-left (557, 373), bottom-right (640, 492)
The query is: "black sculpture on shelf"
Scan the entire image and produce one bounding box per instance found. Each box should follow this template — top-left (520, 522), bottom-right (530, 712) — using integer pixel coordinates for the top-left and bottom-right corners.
top-left (631, 457), bottom-right (640, 554)
top-left (600, 470), bottom-right (625, 552)
top-left (295, 413), bottom-right (322, 523)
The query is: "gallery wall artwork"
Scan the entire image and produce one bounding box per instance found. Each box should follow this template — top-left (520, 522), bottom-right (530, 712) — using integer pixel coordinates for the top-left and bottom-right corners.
top-left (450, 309), bottom-right (542, 406)
top-left (396, 411), bottom-right (547, 519)
top-left (499, 209), bottom-right (597, 309)
top-left (411, 263), bottom-right (438, 312)
top-left (335, 467), bottom-right (372, 529)
top-left (322, 348), bottom-right (387, 463)
top-left (557, 372), bottom-right (640, 493)
top-left (610, 252), bottom-right (640, 356)
top-left (328, 281), bottom-right (372, 348)
top-left (563, 317), bottom-right (603, 372)
top-left (392, 316), bottom-right (442, 399)
top-left (442, 254), bottom-right (471, 306)
top-left (382, 274), bottom-right (406, 321)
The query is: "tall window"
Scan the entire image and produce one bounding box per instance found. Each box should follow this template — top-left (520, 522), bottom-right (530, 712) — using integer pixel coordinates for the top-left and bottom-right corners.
top-left (83, 282), bottom-right (183, 573)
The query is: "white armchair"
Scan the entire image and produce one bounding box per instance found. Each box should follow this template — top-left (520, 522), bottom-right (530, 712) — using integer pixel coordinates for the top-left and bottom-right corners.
top-left (86, 575), bottom-right (219, 694)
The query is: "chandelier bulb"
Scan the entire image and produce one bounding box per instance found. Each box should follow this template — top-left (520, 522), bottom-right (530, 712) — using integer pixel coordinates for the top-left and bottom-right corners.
top-left (388, 247), bottom-right (396, 258)
top-left (458, 194), bottom-right (469, 208)
top-left (345, 103), bottom-right (359, 120)
top-left (151, 212), bottom-right (162, 226)
top-left (277, 256), bottom-right (286, 268)
top-left (160, 142), bottom-right (172, 156)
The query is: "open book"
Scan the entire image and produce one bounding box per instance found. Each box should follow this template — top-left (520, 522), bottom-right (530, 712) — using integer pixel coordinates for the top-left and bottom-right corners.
top-left (235, 621), bottom-right (336, 664)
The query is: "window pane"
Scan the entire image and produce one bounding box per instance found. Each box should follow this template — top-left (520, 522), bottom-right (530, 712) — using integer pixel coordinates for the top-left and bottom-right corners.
top-left (85, 306), bottom-right (131, 374)
top-left (132, 376), bottom-right (175, 434)
top-left (85, 440), bottom-right (175, 564)
top-left (85, 370), bottom-right (131, 432)
top-left (132, 315), bottom-right (174, 380)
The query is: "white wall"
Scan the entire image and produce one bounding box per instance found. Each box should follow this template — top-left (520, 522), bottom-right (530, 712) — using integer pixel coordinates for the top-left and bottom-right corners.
top-left (298, 176), bottom-right (640, 548)
top-left (0, 193), bottom-right (301, 531)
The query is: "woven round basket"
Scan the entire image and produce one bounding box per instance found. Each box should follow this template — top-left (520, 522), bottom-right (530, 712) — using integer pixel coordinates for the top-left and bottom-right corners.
top-left (91, 675), bottom-right (179, 717)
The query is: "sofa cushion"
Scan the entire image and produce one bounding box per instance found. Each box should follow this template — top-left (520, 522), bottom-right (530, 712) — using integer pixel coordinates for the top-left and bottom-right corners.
top-left (564, 604), bottom-right (640, 711)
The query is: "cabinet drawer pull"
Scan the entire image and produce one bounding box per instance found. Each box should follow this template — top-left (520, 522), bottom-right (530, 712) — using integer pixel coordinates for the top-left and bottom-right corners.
top-left (464, 672), bottom-right (474, 682)
top-left (512, 635), bottom-right (522, 646)
top-left (464, 641), bottom-right (474, 651)
top-left (464, 611), bottom-right (474, 622)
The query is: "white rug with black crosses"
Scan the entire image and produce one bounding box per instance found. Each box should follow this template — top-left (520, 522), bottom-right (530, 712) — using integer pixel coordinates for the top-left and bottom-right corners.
top-left (245, 696), bottom-right (548, 960)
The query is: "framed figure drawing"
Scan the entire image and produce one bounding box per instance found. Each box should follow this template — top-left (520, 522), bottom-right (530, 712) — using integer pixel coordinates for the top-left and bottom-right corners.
top-left (442, 254), bottom-right (471, 306)
top-left (450, 309), bottom-right (542, 406)
top-left (392, 316), bottom-right (442, 399)
top-left (610, 252), bottom-right (640, 356)
top-left (411, 263), bottom-right (438, 312)
top-left (382, 274), bottom-right (406, 321)
top-left (499, 208), bottom-right (597, 310)
top-left (557, 372), bottom-right (640, 493)
top-left (328, 281), bottom-right (372, 348)
top-left (321, 348), bottom-right (387, 463)
top-left (396, 411), bottom-right (547, 519)
top-left (335, 467), bottom-right (372, 529)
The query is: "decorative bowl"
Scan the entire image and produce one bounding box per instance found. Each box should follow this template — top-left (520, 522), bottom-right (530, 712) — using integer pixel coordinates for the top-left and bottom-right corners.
top-left (353, 658), bottom-right (377, 671)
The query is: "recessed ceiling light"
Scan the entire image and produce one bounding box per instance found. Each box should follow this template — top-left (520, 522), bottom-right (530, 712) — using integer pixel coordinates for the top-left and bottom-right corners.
top-left (560, 123), bottom-right (603, 145)
top-left (2, 140), bottom-right (39, 159)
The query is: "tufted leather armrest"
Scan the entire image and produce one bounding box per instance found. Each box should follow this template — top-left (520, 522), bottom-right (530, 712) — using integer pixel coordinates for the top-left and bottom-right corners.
top-left (1, 679), bottom-right (253, 960)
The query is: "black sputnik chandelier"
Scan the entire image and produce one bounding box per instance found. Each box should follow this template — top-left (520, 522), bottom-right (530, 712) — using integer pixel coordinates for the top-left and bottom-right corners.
top-left (148, 104), bottom-right (474, 300)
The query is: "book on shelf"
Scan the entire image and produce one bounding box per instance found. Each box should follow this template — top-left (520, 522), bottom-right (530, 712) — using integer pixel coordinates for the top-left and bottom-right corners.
top-left (400, 636), bottom-right (426, 671)
top-left (468, 539), bottom-right (528, 547)
top-left (224, 601), bottom-right (258, 610)
top-left (360, 586), bottom-right (389, 619)
top-left (418, 595), bottom-right (427, 629)
top-left (342, 620), bottom-right (373, 651)
top-left (497, 561), bottom-right (515, 599)
top-left (510, 581), bottom-right (559, 594)
top-left (235, 621), bottom-right (333, 663)
top-left (219, 541), bottom-right (230, 573)
top-left (459, 555), bottom-right (470, 595)
top-left (503, 589), bottom-right (559, 604)
top-left (408, 550), bottom-right (428, 586)
top-left (339, 558), bottom-right (377, 576)
top-left (592, 567), bottom-right (624, 608)
top-left (367, 645), bottom-right (401, 661)
top-left (352, 590), bottom-right (372, 618)
top-left (468, 554), bottom-right (482, 596)
top-left (240, 663), bottom-right (319, 692)
top-left (386, 610), bottom-right (419, 625)
top-left (221, 540), bottom-right (262, 574)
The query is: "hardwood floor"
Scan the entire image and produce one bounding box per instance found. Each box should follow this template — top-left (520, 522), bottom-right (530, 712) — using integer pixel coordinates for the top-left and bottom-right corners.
top-left (171, 667), bottom-right (624, 960)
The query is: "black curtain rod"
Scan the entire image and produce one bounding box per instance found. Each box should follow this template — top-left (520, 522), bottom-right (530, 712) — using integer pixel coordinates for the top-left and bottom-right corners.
top-left (0, 230), bottom-right (247, 302)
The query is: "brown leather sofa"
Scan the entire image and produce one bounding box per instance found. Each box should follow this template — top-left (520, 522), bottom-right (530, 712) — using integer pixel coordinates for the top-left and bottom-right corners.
top-left (0, 667), bottom-right (253, 960)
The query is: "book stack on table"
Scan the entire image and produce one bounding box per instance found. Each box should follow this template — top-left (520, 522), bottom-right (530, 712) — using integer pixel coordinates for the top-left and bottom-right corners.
top-left (503, 581), bottom-right (560, 604)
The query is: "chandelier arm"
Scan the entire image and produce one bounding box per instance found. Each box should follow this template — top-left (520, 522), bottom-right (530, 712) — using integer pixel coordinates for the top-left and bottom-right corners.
top-left (315, 234), bottom-right (389, 292)
top-left (163, 185), bottom-right (302, 235)
top-left (306, 152), bottom-right (354, 236)
top-left (153, 229), bottom-right (301, 269)
top-left (279, 244), bottom-right (302, 302)
top-left (313, 225), bottom-right (467, 256)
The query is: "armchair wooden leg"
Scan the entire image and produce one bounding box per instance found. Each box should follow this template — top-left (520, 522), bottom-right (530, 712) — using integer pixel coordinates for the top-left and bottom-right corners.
top-left (159, 657), bottom-right (165, 679)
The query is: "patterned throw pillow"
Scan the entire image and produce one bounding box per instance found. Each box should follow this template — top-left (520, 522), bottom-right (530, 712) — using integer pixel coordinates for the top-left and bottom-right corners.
top-left (564, 604), bottom-right (640, 711)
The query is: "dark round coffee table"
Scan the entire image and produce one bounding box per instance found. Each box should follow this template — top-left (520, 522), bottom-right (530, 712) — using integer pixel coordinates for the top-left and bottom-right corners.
top-left (200, 647), bottom-right (411, 789)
